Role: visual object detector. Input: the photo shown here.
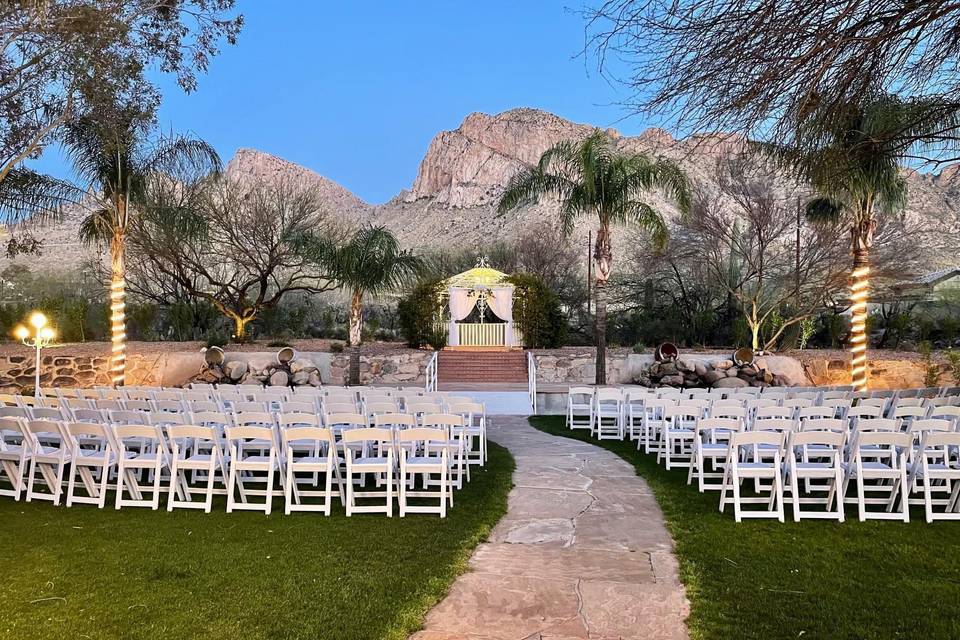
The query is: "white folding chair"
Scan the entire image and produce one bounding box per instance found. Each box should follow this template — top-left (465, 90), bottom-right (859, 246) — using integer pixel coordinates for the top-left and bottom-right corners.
top-left (112, 424), bottom-right (168, 510)
top-left (594, 388), bottom-right (625, 440)
top-left (784, 430), bottom-right (846, 521)
top-left (64, 422), bottom-right (116, 508)
top-left (225, 424), bottom-right (280, 514)
top-left (282, 425), bottom-right (343, 515)
top-left (567, 386), bottom-right (595, 432)
top-left (658, 405), bottom-right (702, 470)
top-left (719, 430), bottom-right (786, 522)
top-left (688, 417), bottom-right (741, 492)
top-left (640, 398), bottom-right (676, 454)
top-left (752, 406), bottom-right (795, 429)
top-left (398, 428), bottom-right (450, 517)
top-left (910, 432), bottom-right (960, 522)
top-left (23, 420), bottom-right (69, 504)
top-left (281, 401), bottom-right (317, 414)
top-left (166, 425), bottom-right (224, 513)
top-left (842, 431), bottom-right (911, 522)
top-left (447, 401), bottom-right (487, 467)
top-left (624, 390), bottom-right (650, 442)
top-left (342, 427), bottom-right (394, 516)
top-left (0, 417), bottom-right (32, 501)
top-left (421, 413), bottom-right (468, 489)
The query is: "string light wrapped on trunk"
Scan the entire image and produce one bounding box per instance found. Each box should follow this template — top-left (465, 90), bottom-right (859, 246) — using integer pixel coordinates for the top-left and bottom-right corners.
top-left (848, 265), bottom-right (870, 391)
top-left (110, 274), bottom-right (126, 386)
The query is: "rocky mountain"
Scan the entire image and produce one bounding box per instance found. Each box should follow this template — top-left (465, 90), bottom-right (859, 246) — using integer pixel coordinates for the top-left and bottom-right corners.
top-left (2, 107), bottom-right (958, 276)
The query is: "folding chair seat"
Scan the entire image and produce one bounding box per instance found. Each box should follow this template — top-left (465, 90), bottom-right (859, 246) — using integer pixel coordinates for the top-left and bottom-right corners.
top-left (165, 425), bottom-right (225, 513)
top-left (784, 430), bottom-right (846, 521)
top-left (225, 425), bottom-right (280, 514)
top-left (65, 422), bottom-right (116, 508)
top-left (341, 427), bottom-right (394, 516)
top-left (422, 414), bottom-right (468, 489)
top-left (842, 431), bottom-right (911, 522)
top-left (719, 430), bottom-right (786, 522)
top-left (658, 405), bottom-right (702, 470)
top-left (23, 420), bottom-right (70, 504)
top-left (640, 398), bottom-right (675, 454)
top-left (567, 387), bottom-right (595, 432)
top-left (594, 389), bottom-right (624, 440)
top-left (688, 417), bottom-right (741, 492)
top-left (112, 423), bottom-right (169, 510)
top-left (0, 417), bottom-right (32, 500)
top-left (282, 425), bottom-right (343, 514)
top-left (909, 432), bottom-right (960, 522)
top-left (446, 401), bottom-right (487, 466)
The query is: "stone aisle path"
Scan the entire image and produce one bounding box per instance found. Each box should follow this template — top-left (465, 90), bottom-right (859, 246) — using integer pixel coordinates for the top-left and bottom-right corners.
top-left (411, 416), bottom-right (689, 640)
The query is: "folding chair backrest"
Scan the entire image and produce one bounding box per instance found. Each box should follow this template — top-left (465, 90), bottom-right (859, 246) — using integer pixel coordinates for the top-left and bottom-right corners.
top-left (233, 401), bottom-right (268, 414)
top-left (753, 417), bottom-right (796, 433)
top-left (26, 419), bottom-right (64, 439)
top-left (709, 405), bottom-right (746, 420)
top-left (856, 418), bottom-right (901, 432)
top-left (76, 388), bottom-right (101, 400)
top-left (153, 400), bottom-right (186, 413)
top-left (0, 416), bottom-right (29, 447)
top-left (696, 417), bottom-right (741, 435)
top-left (797, 406), bottom-right (837, 421)
top-left (760, 391), bottom-right (788, 402)
top-left (406, 402), bottom-right (442, 417)
top-left (0, 406), bottom-right (30, 420)
top-left (324, 399), bottom-right (357, 413)
top-left (153, 391), bottom-right (182, 402)
top-left (110, 410), bottom-right (151, 426)
top-left (62, 398), bottom-right (92, 412)
top-left (95, 399), bottom-right (124, 412)
top-left (282, 426), bottom-right (334, 449)
top-left (225, 424), bottom-right (274, 445)
top-left (191, 411), bottom-right (232, 429)
top-left (929, 406), bottom-right (960, 420)
top-left (893, 406), bottom-right (928, 421)
top-left (895, 397), bottom-right (925, 408)
top-left (167, 424), bottom-right (218, 441)
top-left (857, 397), bottom-right (888, 409)
top-left (280, 401), bottom-right (317, 414)
top-left (569, 387), bottom-right (595, 404)
top-left (421, 413), bottom-right (465, 429)
top-left (340, 428), bottom-right (393, 456)
top-left (72, 408), bottom-right (106, 424)
top-left (800, 418), bottom-right (846, 432)
top-left (755, 406), bottom-right (794, 421)
top-left (66, 421), bottom-right (108, 440)
top-left (29, 407), bottom-right (64, 421)
top-left (789, 429), bottom-right (845, 449)
top-left (188, 400), bottom-right (220, 413)
top-left (847, 405), bottom-right (882, 420)
top-left (731, 429), bottom-right (784, 448)
top-left (746, 398), bottom-right (779, 411)
top-left (123, 400), bottom-right (152, 412)
top-left (910, 418), bottom-right (953, 436)
top-left (783, 397), bottom-right (814, 410)
top-left (665, 405), bottom-right (702, 421)
top-left (182, 391), bottom-right (212, 402)
top-left (398, 427), bottom-right (448, 445)
top-left (278, 413), bottom-right (321, 428)
top-left (325, 412), bottom-right (367, 429)
top-left (820, 390), bottom-right (850, 400)
top-left (712, 399), bottom-right (745, 410)
top-left (113, 423), bottom-right (161, 441)
top-left (99, 389), bottom-right (123, 400)
top-left (364, 401), bottom-right (398, 416)
top-left (374, 413), bottom-right (417, 429)
top-left (918, 431), bottom-right (960, 450)
top-left (854, 431), bottom-right (911, 449)
top-left (233, 411), bottom-right (275, 427)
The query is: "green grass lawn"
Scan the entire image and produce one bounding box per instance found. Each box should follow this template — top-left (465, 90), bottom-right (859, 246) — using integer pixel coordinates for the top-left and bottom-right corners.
top-left (530, 416), bottom-right (960, 640)
top-left (0, 443), bottom-right (513, 640)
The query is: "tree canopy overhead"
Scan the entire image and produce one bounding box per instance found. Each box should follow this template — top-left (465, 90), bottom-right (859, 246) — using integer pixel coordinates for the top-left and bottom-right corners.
top-left (0, 0), bottom-right (242, 217)
top-left (585, 0), bottom-right (960, 166)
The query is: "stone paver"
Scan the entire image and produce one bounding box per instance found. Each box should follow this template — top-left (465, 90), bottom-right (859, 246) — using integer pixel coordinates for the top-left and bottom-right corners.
top-left (411, 416), bottom-right (689, 640)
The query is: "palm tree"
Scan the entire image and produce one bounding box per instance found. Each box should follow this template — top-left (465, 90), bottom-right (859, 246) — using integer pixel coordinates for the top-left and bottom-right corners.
top-left (63, 104), bottom-right (221, 385)
top-left (303, 225), bottom-right (422, 345)
top-left (497, 130), bottom-right (691, 384)
top-left (761, 92), bottom-right (959, 391)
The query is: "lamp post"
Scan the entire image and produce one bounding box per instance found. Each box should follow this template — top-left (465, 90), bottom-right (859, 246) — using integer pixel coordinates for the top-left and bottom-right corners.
top-left (13, 312), bottom-right (55, 397)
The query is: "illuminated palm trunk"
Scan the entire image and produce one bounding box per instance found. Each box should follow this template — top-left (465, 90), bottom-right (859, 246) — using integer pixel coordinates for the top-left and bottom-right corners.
top-left (848, 210), bottom-right (875, 392)
top-left (349, 288), bottom-right (363, 346)
top-left (593, 224), bottom-right (612, 385)
top-left (109, 232), bottom-right (127, 387)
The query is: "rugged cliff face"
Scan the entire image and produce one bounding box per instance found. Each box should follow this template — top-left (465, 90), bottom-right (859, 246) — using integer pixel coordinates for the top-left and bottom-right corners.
top-left (2, 107), bottom-right (958, 274)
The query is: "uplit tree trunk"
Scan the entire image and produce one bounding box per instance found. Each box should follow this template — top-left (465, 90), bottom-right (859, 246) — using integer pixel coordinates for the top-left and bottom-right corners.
top-left (232, 315), bottom-right (252, 341)
top-left (109, 231), bottom-right (127, 386)
top-left (849, 204), bottom-right (876, 392)
top-left (348, 288), bottom-right (364, 346)
top-left (594, 224), bottom-right (612, 385)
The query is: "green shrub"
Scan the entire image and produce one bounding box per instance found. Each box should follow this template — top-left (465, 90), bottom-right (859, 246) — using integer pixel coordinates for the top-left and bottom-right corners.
top-left (505, 273), bottom-right (566, 348)
top-left (397, 279), bottom-right (445, 348)
top-left (329, 341), bottom-right (345, 353)
top-left (204, 330), bottom-right (229, 348)
top-left (267, 340), bottom-right (292, 348)
top-left (919, 341), bottom-right (942, 387)
top-left (946, 349), bottom-right (960, 385)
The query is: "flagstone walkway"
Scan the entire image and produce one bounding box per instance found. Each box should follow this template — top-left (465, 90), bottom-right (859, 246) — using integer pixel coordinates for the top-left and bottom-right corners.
top-left (411, 415), bottom-right (689, 640)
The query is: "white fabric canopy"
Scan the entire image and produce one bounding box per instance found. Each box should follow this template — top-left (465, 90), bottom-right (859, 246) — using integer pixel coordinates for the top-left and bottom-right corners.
top-left (447, 287), bottom-right (478, 347)
top-left (487, 286), bottom-right (515, 346)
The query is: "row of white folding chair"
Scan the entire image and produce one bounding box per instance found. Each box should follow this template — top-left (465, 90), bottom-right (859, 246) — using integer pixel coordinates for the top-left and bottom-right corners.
top-left (684, 415), bottom-right (960, 523)
top-left (0, 414), bottom-right (457, 518)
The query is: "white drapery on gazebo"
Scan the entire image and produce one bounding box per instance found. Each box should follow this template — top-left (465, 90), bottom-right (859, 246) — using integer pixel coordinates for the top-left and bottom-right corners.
top-left (441, 261), bottom-right (520, 347)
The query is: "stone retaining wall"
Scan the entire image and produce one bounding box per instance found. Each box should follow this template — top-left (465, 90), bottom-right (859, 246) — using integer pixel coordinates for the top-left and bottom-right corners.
top-left (0, 353), bottom-right (168, 393)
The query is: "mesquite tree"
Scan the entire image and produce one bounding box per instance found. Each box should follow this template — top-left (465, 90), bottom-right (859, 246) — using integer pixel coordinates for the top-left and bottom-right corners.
top-left (497, 130), bottom-right (690, 384)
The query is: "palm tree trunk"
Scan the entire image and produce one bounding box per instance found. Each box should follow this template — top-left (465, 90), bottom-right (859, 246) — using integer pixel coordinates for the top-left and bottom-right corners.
top-left (109, 231), bottom-right (126, 387)
top-left (849, 210), bottom-right (875, 392)
top-left (594, 225), bottom-right (612, 385)
top-left (349, 288), bottom-right (363, 346)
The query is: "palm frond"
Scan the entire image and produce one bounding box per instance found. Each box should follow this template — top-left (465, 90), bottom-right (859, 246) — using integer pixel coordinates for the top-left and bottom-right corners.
top-left (0, 169), bottom-right (82, 223)
top-left (78, 208), bottom-right (114, 245)
top-left (805, 197), bottom-right (845, 224)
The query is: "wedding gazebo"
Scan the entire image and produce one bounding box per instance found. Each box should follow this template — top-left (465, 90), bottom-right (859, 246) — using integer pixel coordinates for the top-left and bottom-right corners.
top-left (442, 259), bottom-right (521, 348)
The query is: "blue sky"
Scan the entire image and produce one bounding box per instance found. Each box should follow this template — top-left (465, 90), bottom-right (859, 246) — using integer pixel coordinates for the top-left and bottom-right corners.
top-left (32, 1), bottom-right (651, 204)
